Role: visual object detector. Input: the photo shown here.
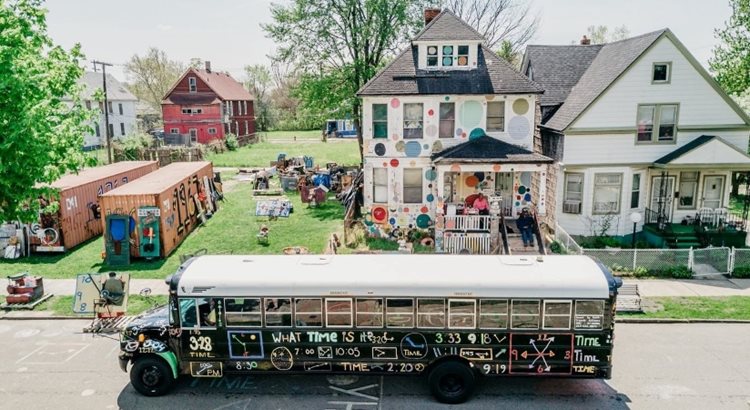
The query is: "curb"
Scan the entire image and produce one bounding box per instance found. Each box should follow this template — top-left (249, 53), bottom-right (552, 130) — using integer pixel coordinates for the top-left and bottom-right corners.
top-left (616, 318), bottom-right (750, 324)
top-left (0, 315), bottom-right (92, 320)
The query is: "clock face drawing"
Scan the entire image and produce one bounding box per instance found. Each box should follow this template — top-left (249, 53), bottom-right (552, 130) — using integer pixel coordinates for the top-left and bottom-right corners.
top-left (228, 331), bottom-right (264, 359)
top-left (270, 346), bottom-right (294, 371)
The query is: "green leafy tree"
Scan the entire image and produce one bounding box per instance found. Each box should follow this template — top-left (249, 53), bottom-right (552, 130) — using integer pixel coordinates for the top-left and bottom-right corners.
top-left (0, 0), bottom-right (93, 221)
top-left (583, 25), bottom-right (630, 44)
top-left (244, 64), bottom-right (273, 131)
top-left (264, 0), bottom-right (428, 161)
top-left (496, 39), bottom-right (520, 68)
top-left (124, 47), bottom-right (184, 115)
top-left (710, 0), bottom-right (750, 95)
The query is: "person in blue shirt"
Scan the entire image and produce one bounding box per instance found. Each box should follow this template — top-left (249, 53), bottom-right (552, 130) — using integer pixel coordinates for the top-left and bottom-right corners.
top-left (516, 208), bottom-right (535, 248)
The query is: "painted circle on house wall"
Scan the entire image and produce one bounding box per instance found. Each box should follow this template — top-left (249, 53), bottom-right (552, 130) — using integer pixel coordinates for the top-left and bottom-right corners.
top-left (524, 193), bottom-right (532, 202)
top-left (390, 159), bottom-right (400, 167)
top-left (474, 172), bottom-right (485, 181)
top-left (382, 162), bottom-right (388, 167)
top-left (405, 141), bottom-right (422, 157)
top-left (425, 169), bottom-right (437, 181)
top-left (390, 98), bottom-right (400, 108)
top-left (485, 95), bottom-right (496, 101)
top-left (395, 141), bottom-right (406, 152)
top-left (450, 164), bottom-right (462, 172)
top-left (416, 214), bottom-right (431, 229)
top-left (423, 143), bottom-right (430, 150)
top-left (444, 96), bottom-right (451, 101)
top-left (425, 124), bottom-right (438, 138)
top-left (455, 127), bottom-right (463, 137)
top-left (465, 175), bottom-right (479, 187)
top-left (372, 206), bottom-right (388, 224)
top-left (374, 143), bottom-right (386, 156)
top-left (460, 101), bottom-right (483, 128)
top-left (469, 128), bottom-right (485, 140)
top-left (426, 194), bottom-right (434, 202)
top-left (518, 186), bottom-right (527, 194)
top-left (410, 160), bottom-right (416, 166)
top-left (508, 116), bottom-right (530, 140)
top-left (420, 206), bottom-right (429, 213)
top-left (432, 141), bottom-right (443, 153)
top-left (492, 164), bottom-right (502, 172)
top-left (512, 98), bottom-right (529, 115)
top-left (428, 109), bottom-right (435, 116)
top-left (392, 134), bottom-right (399, 141)
top-left (389, 217), bottom-right (396, 225)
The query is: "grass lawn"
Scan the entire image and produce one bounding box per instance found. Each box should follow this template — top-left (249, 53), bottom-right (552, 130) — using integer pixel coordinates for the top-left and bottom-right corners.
top-left (263, 130), bottom-right (323, 141)
top-left (618, 296), bottom-right (750, 320)
top-left (0, 177), bottom-right (345, 280)
top-left (208, 139), bottom-right (360, 168)
top-left (27, 294), bottom-right (169, 317)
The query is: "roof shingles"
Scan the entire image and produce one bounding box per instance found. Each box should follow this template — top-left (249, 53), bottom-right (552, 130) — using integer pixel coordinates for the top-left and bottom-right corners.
top-left (431, 135), bottom-right (552, 164)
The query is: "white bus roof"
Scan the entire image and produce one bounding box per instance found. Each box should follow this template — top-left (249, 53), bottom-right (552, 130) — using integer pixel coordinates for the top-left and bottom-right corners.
top-left (174, 255), bottom-right (613, 299)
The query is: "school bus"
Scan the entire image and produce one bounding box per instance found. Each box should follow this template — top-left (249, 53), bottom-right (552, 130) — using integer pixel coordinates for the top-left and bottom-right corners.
top-left (119, 254), bottom-right (621, 403)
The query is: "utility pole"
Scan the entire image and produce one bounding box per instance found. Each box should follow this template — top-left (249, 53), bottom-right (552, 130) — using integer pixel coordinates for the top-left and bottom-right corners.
top-left (92, 60), bottom-right (113, 163)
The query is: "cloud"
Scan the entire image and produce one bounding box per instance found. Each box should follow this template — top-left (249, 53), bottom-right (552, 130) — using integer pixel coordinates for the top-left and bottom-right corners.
top-left (156, 24), bottom-right (173, 32)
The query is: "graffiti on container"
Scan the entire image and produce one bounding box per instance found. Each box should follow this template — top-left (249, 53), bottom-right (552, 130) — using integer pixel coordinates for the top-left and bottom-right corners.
top-left (97, 176), bottom-right (130, 196)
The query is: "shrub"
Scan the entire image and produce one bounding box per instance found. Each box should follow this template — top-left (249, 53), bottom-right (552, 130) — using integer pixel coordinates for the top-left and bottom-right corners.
top-left (732, 265), bottom-right (750, 278)
top-left (116, 133), bottom-right (153, 160)
top-left (412, 243), bottom-right (434, 254)
top-left (650, 265), bottom-right (692, 279)
top-left (578, 235), bottom-right (621, 249)
top-left (550, 240), bottom-right (567, 254)
top-left (225, 133), bottom-right (239, 151)
top-left (366, 237), bottom-right (399, 251)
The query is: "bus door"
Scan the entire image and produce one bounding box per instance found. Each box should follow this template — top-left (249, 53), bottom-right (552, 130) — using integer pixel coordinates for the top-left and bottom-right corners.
top-left (178, 297), bottom-right (226, 378)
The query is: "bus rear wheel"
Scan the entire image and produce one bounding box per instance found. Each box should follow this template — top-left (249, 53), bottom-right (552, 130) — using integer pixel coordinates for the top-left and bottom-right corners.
top-left (427, 361), bottom-right (476, 404)
top-left (130, 356), bottom-right (175, 396)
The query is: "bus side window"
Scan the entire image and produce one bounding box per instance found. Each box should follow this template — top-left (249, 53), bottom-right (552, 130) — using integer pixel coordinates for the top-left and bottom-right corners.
top-left (448, 299), bottom-right (476, 329)
top-left (479, 299), bottom-right (508, 329)
top-left (574, 300), bottom-right (605, 330)
top-left (265, 298), bottom-right (292, 327)
top-left (225, 298), bottom-right (262, 327)
top-left (180, 298), bottom-right (197, 328)
top-left (326, 298), bottom-right (353, 327)
top-left (417, 298), bottom-right (445, 329)
top-left (355, 298), bottom-right (383, 328)
top-left (543, 300), bottom-right (572, 330)
top-left (295, 298), bottom-right (323, 327)
top-left (386, 298), bottom-right (414, 328)
top-left (511, 299), bottom-right (540, 329)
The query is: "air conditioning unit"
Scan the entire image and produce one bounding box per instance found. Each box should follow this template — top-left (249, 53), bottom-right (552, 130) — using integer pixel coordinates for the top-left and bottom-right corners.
top-left (563, 201), bottom-right (581, 214)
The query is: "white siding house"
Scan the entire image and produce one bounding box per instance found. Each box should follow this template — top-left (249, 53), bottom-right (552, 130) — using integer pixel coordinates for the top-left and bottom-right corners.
top-left (78, 72), bottom-right (138, 150)
top-left (358, 10), bottom-right (553, 254)
top-left (523, 30), bottom-right (750, 247)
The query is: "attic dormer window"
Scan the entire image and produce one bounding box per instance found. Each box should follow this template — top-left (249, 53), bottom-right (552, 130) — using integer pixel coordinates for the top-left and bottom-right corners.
top-left (442, 46), bottom-right (454, 66)
top-left (188, 77), bottom-right (197, 93)
top-left (427, 46), bottom-right (438, 67)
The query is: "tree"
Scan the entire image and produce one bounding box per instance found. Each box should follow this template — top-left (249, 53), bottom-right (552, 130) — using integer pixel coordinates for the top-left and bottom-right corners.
top-left (124, 47), bottom-right (184, 115)
top-left (496, 39), bottom-right (520, 68)
top-left (441, 0), bottom-right (538, 50)
top-left (710, 0), bottom-right (750, 95)
top-left (264, 0), bottom-right (427, 161)
top-left (584, 25), bottom-right (630, 44)
top-left (0, 0), bottom-right (93, 221)
top-left (244, 64), bottom-right (273, 131)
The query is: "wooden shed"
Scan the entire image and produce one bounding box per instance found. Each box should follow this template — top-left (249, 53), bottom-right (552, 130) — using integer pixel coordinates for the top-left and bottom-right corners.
top-left (99, 161), bottom-right (217, 258)
top-left (33, 161), bottom-right (158, 252)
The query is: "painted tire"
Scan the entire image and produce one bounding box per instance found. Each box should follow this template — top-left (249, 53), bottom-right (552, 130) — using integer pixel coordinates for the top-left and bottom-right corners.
top-left (420, 237), bottom-right (435, 247)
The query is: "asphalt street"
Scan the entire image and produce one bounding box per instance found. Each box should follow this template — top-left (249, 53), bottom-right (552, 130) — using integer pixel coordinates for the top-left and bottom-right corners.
top-left (0, 320), bottom-right (748, 409)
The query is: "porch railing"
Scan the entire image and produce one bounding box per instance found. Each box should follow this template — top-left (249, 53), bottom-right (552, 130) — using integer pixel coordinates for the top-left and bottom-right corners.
top-left (695, 208), bottom-right (747, 232)
top-left (443, 232), bottom-right (491, 254)
top-left (444, 215), bottom-right (491, 232)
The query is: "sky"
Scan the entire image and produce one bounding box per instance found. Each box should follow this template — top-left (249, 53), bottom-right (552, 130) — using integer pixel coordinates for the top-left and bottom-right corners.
top-left (44, 0), bottom-right (733, 83)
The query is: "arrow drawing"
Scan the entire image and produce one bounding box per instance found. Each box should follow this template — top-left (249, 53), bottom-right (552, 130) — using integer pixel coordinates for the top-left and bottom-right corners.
top-left (495, 348), bottom-right (507, 358)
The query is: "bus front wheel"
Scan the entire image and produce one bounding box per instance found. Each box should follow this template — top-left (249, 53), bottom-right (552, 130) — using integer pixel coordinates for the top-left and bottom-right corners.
top-left (427, 361), bottom-right (476, 404)
top-left (130, 356), bottom-right (176, 396)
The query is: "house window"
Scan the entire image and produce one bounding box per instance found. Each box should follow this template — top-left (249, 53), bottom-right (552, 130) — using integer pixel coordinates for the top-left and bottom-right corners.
top-left (441, 45), bottom-right (454, 66)
top-left (373, 168), bottom-right (388, 203)
top-left (188, 77), bottom-right (197, 93)
top-left (652, 62), bottom-right (671, 83)
top-left (98, 101), bottom-right (104, 112)
top-left (678, 171), bottom-right (699, 209)
top-left (170, 128), bottom-right (179, 134)
top-left (427, 45), bottom-right (438, 67)
top-left (120, 123), bottom-right (125, 136)
top-left (403, 168), bottom-right (423, 203)
top-left (563, 173), bottom-right (583, 214)
top-left (637, 104), bottom-right (678, 142)
top-left (439, 102), bottom-right (455, 138)
top-left (593, 173), bottom-right (622, 214)
top-left (208, 128), bottom-right (217, 135)
top-left (85, 100), bottom-right (91, 110)
top-left (372, 103), bottom-right (388, 138)
top-left (189, 128), bottom-right (197, 142)
top-left (403, 103), bottom-right (423, 139)
top-left (245, 120), bottom-right (249, 135)
top-left (487, 101), bottom-right (505, 132)
top-left (118, 103), bottom-right (123, 115)
top-left (108, 124), bottom-right (114, 137)
top-left (631, 173), bottom-right (641, 209)
top-left (95, 123), bottom-right (100, 137)
top-left (107, 101), bottom-right (113, 113)
top-left (457, 45), bottom-right (469, 66)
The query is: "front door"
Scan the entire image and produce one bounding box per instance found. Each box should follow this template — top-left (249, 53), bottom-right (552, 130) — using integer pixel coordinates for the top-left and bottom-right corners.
top-left (494, 172), bottom-right (513, 216)
top-left (649, 176), bottom-right (675, 223)
top-left (702, 176), bottom-right (725, 209)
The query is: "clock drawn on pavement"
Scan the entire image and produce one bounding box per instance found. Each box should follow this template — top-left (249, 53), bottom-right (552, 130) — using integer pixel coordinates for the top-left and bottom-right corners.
top-left (270, 346), bottom-right (294, 371)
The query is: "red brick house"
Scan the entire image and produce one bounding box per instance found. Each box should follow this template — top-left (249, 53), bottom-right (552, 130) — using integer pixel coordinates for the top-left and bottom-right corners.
top-left (162, 62), bottom-right (255, 144)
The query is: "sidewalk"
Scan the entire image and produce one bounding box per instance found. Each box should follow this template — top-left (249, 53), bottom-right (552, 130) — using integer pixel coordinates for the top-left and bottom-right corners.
top-left (3, 277), bottom-right (749, 299)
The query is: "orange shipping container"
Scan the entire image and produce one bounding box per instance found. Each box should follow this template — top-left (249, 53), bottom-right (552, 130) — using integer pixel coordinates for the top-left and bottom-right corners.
top-left (99, 162), bottom-right (216, 258)
top-left (33, 161), bottom-right (159, 252)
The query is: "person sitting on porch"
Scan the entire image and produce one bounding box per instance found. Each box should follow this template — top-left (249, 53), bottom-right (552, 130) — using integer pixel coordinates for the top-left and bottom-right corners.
top-left (516, 208), bottom-right (535, 248)
top-left (472, 192), bottom-right (490, 216)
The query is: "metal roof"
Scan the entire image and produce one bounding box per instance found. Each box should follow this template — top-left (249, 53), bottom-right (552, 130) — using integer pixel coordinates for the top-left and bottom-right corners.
top-left (174, 254), bottom-right (612, 299)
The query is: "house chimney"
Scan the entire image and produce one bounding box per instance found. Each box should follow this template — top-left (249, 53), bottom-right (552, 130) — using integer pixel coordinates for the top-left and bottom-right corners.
top-left (424, 8), bottom-right (441, 26)
top-left (205, 61), bottom-right (211, 73)
top-left (580, 35), bottom-right (591, 45)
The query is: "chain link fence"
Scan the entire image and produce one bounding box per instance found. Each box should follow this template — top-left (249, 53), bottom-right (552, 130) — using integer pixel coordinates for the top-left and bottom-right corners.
top-left (581, 248), bottom-right (692, 273)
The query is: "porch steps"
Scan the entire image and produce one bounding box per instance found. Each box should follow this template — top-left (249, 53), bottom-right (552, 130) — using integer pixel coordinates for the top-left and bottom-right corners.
top-left (644, 224), bottom-right (701, 249)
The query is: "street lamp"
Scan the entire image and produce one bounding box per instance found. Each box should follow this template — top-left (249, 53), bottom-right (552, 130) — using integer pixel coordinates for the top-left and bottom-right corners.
top-left (630, 212), bottom-right (642, 248)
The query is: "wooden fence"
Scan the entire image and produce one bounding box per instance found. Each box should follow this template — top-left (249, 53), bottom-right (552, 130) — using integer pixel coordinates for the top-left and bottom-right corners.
top-left (113, 133), bottom-right (258, 166)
